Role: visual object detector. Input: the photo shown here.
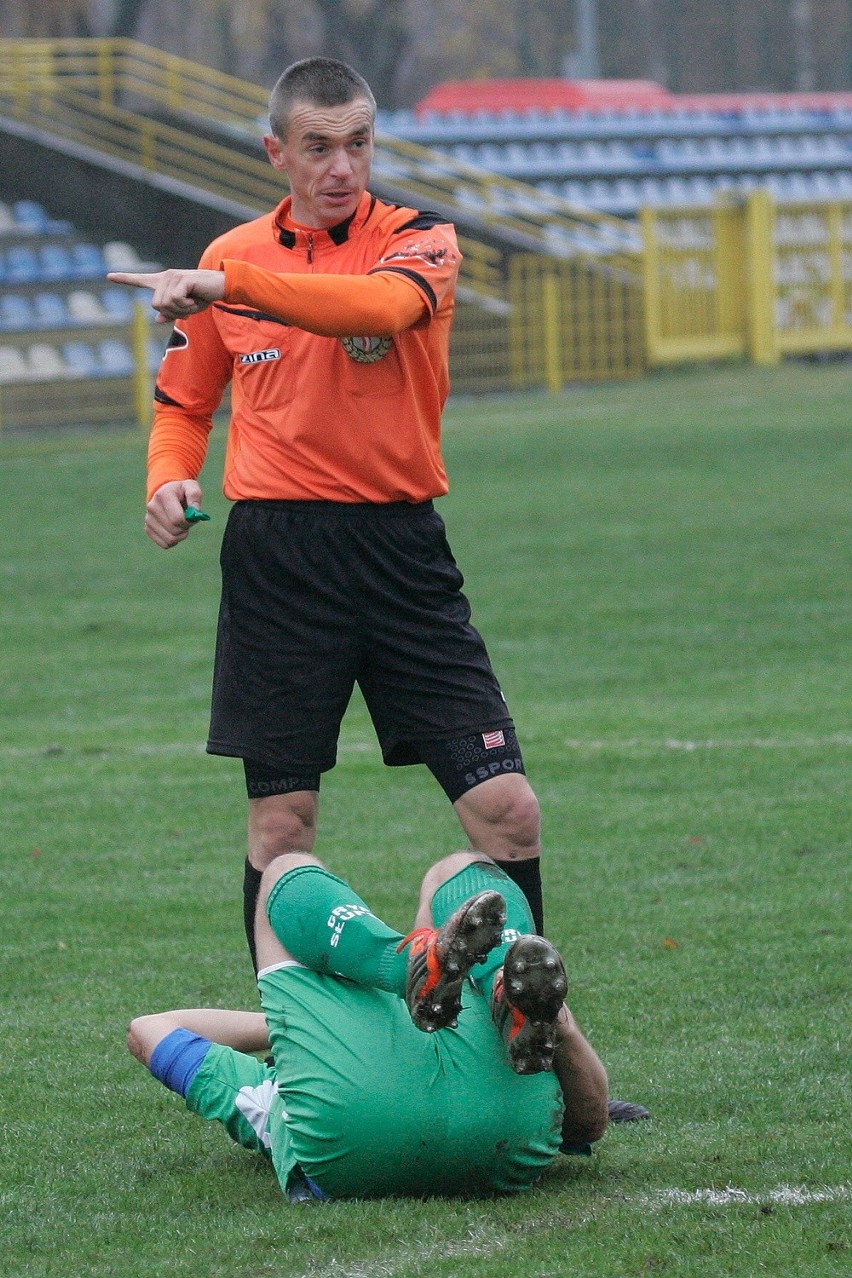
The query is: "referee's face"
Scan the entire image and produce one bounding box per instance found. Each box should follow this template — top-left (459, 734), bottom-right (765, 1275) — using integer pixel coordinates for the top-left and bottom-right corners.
top-left (264, 97), bottom-right (375, 229)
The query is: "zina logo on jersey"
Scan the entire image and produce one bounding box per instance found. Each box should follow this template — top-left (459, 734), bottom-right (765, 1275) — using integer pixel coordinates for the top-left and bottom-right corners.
top-left (239, 348), bottom-right (281, 364)
top-left (340, 335), bottom-right (392, 363)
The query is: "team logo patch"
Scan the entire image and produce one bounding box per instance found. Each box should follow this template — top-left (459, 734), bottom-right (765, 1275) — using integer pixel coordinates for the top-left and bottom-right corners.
top-left (482, 730), bottom-right (506, 750)
top-left (341, 335), bottom-right (392, 364)
top-left (239, 348), bottom-right (280, 364)
top-left (380, 237), bottom-right (458, 270)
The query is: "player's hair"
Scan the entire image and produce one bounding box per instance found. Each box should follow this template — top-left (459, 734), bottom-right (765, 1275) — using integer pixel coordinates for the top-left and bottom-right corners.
top-left (268, 58), bottom-right (376, 140)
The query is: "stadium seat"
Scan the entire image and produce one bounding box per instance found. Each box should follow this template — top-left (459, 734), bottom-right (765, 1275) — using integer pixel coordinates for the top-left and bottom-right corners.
top-left (0, 345), bottom-right (30, 382)
top-left (103, 240), bottom-right (139, 270)
top-left (97, 338), bottom-right (135, 376)
top-left (0, 294), bottom-right (35, 331)
top-left (4, 245), bottom-right (41, 283)
top-left (101, 287), bottom-right (135, 321)
top-left (71, 243), bottom-right (107, 279)
top-left (62, 340), bottom-right (101, 378)
top-left (12, 199), bottom-right (72, 234)
top-left (148, 337), bottom-right (167, 370)
top-left (39, 244), bottom-right (76, 282)
top-left (0, 201), bottom-right (16, 233)
top-left (561, 179), bottom-right (589, 204)
top-left (103, 240), bottom-right (160, 271)
top-left (27, 343), bottom-right (70, 380)
top-left (587, 178), bottom-right (614, 207)
top-left (611, 178), bottom-right (641, 211)
top-left (33, 291), bottom-right (70, 328)
top-left (451, 143), bottom-right (477, 165)
top-left (68, 290), bottom-right (110, 323)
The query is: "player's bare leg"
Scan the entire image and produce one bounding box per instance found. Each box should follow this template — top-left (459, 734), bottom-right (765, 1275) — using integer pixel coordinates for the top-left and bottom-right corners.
top-left (452, 773), bottom-right (540, 863)
top-left (243, 792), bottom-right (319, 971)
top-left (248, 791), bottom-right (319, 870)
top-left (452, 774), bottom-right (544, 932)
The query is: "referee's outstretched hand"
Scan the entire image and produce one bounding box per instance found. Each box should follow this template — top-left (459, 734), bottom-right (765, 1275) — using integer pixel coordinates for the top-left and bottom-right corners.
top-left (107, 268), bottom-right (226, 322)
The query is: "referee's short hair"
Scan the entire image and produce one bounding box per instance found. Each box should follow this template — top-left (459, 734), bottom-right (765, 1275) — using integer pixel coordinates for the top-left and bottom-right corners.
top-left (269, 58), bottom-right (376, 139)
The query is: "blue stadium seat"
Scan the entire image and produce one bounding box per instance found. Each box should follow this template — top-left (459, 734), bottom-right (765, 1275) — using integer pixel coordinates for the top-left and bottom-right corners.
top-left (97, 338), bottom-right (134, 376)
top-left (5, 245), bottom-right (41, 283)
top-left (12, 199), bottom-right (71, 234)
top-left (148, 337), bottom-right (167, 370)
top-left (40, 243), bottom-right (76, 282)
top-left (62, 340), bottom-right (101, 378)
top-left (0, 293), bottom-right (35, 331)
top-left (101, 287), bottom-right (135, 321)
top-left (71, 243), bottom-right (107, 279)
top-left (33, 292), bottom-right (69, 327)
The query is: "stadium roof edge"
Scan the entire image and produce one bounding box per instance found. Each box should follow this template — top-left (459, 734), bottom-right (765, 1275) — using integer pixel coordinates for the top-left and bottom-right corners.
top-left (415, 79), bottom-right (852, 120)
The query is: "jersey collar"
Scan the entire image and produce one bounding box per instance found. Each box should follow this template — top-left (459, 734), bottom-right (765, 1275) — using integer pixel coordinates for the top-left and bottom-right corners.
top-left (273, 192), bottom-right (377, 250)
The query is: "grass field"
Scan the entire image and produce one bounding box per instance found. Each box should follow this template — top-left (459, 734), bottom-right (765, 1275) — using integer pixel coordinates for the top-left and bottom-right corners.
top-left (1, 361), bottom-right (849, 1277)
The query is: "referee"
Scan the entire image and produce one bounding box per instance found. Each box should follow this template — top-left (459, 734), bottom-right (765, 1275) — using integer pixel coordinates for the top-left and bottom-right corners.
top-left (112, 56), bottom-right (546, 966)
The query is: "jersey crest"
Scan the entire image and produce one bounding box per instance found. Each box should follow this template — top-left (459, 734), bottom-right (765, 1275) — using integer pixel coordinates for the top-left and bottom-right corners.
top-left (340, 335), bottom-right (392, 364)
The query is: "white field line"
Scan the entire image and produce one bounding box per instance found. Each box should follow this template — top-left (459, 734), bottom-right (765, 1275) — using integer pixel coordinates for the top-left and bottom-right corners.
top-left (293, 1186), bottom-right (849, 1277)
top-left (562, 735), bottom-right (852, 751)
top-left (297, 1224), bottom-right (512, 1278)
top-left (636, 1183), bottom-right (852, 1209)
top-left (2, 735), bottom-right (850, 760)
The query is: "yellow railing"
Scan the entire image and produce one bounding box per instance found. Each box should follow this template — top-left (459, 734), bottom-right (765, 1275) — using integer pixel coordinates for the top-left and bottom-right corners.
top-left (772, 201), bottom-right (852, 354)
top-left (508, 255), bottom-right (644, 387)
top-left (0, 37), bottom-right (639, 260)
top-left (641, 192), bottom-right (852, 366)
top-left (2, 35), bottom-right (848, 428)
top-left (0, 37), bottom-right (269, 124)
top-left (0, 34), bottom-right (647, 422)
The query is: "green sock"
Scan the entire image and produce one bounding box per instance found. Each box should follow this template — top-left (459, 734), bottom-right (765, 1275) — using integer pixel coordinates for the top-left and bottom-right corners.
top-left (265, 865), bottom-right (407, 993)
top-left (430, 861), bottom-right (536, 1000)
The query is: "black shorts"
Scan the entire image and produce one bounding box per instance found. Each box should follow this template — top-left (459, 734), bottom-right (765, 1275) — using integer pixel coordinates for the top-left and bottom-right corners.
top-left (207, 500), bottom-right (514, 775)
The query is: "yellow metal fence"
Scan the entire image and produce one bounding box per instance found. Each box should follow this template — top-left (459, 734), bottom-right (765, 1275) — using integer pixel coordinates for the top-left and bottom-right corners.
top-left (1, 37), bottom-right (850, 431)
top-left (0, 37), bottom-right (637, 257)
top-left (641, 192), bottom-right (852, 366)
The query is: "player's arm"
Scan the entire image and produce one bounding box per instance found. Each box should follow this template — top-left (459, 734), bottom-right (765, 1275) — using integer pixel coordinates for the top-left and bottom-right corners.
top-left (553, 1006), bottom-right (610, 1148)
top-left (128, 1009), bottom-right (270, 1070)
top-left (223, 262), bottom-right (428, 336)
top-left (109, 219), bottom-right (460, 337)
top-left (109, 264), bottom-right (427, 336)
top-left (142, 262), bottom-right (232, 546)
top-left (219, 219), bottom-right (462, 334)
top-left (107, 269), bottom-right (225, 322)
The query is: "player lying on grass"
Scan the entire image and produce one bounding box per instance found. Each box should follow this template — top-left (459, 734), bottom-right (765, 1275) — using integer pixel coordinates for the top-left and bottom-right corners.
top-left (128, 851), bottom-right (609, 1201)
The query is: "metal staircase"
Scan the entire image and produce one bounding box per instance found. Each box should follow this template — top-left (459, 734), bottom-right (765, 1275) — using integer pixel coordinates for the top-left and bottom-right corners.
top-left (0, 38), bottom-right (641, 273)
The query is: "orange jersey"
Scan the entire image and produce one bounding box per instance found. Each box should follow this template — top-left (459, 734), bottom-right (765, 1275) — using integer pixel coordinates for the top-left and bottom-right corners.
top-left (148, 192), bottom-right (461, 503)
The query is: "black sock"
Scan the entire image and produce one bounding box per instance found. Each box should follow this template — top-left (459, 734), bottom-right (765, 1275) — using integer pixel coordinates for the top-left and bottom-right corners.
top-left (243, 858), bottom-right (264, 975)
top-left (496, 856), bottom-right (544, 934)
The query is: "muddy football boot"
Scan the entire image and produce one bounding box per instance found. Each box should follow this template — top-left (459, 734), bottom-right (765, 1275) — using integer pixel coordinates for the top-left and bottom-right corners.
top-left (493, 935), bottom-right (568, 1074)
top-left (399, 890), bottom-right (507, 1033)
